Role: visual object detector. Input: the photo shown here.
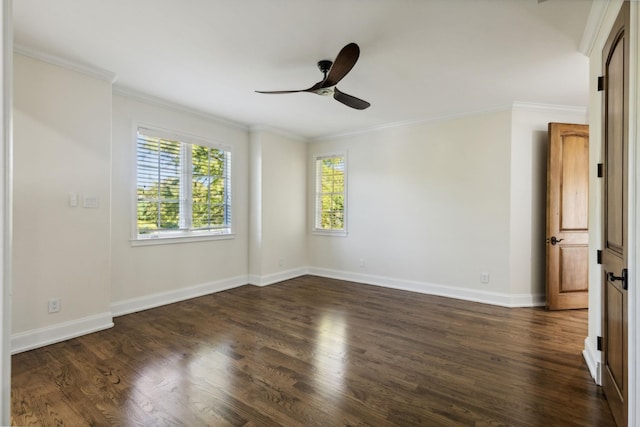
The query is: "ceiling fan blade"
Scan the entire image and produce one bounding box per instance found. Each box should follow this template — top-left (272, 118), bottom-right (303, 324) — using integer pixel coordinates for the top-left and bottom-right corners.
top-left (256, 80), bottom-right (324, 95)
top-left (255, 90), bottom-right (306, 94)
top-left (333, 87), bottom-right (370, 110)
top-left (322, 43), bottom-right (360, 88)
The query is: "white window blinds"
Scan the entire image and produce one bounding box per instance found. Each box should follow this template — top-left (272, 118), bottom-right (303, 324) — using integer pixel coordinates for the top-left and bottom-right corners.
top-left (136, 127), bottom-right (232, 240)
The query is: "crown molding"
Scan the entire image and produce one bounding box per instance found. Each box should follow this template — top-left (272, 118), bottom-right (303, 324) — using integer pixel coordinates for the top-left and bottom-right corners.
top-left (511, 101), bottom-right (587, 115)
top-left (12, 43), bottom-right (589, 142)
top-left (249, 125), bottom-right (306, 142)
top-left (579, 0), bottom-right (624, 57)
top-left (113, 85), bottom-right (248, 132)
top-left (309, 102), bottom-right (587, 142)
top-left (579, 0), bottom-right (609, 56)
top-left (309, 104), bottom-right (513, 142)
top-left (14, 44), bottom-right (117, 83)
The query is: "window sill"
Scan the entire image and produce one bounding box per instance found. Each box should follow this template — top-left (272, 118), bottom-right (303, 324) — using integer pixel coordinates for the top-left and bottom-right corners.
top-left (131, 232), bottom-right (235, 246)
top-left (312, 229), bottom-right (348, 237)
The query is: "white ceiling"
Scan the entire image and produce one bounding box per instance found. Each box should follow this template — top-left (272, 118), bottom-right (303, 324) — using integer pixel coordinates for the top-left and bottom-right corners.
top-left (13, 0), bottom-right (593, 139)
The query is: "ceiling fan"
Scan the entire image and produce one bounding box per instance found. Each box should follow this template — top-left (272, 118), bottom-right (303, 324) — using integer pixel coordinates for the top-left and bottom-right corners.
top-left (256, 42), bottom-right (371, 110)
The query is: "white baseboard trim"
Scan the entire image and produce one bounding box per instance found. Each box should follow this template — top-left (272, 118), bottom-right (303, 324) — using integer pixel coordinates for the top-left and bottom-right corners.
top-left (248, 267), bottom-right (309, 287)
top-left (11, 269), bottom-right (545, 354)
top-left (308, 267), bottom-right (545, 308)
top-left (111, 275), bottom-right (248, 317)
top-left (583, 336), bottom-right (602, 385)
top-left (11, 311), bottom-right (114, 354)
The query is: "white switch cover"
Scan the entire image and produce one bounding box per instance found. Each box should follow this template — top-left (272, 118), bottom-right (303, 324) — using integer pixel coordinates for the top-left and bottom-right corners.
top-left (69, 192), bottom-right (78, 207)
top-left (83, 195), bottom-right (99, 208)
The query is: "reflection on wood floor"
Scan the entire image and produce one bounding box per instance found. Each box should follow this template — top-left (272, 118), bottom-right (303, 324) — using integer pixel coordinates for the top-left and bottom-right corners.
top-left (11, 275), bottom-right (615, 426)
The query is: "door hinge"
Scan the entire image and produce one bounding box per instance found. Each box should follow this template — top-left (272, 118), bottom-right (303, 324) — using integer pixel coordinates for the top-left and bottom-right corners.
top-left (597, 336), bottom-right (603, 351)
top-left (597, 163), bottom-right (603, 178)
top-left (597, 250), bottom-right (602, 264)
top-left (597, 76), bottom-right (605, 91)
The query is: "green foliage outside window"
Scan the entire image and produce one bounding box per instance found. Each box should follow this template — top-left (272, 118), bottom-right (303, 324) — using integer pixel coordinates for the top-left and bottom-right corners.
top-left (191, 145), bottom-right (228, 229)
top-left (316, 156), bottom-right (345, 230)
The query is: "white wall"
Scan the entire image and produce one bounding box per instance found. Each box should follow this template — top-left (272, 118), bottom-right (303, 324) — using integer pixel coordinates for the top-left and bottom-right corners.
top-left (249, 129), bottom-right (307, 285)
top-left (248, 131), bottom-right (262, 280)
top-left (307, 106), bottom-right (588, 307)
top-left (509, 104), bottom-right (587, 298)
top-left (308, 110), bottom-right (516, 304)
top-left (110, 93), bottom-right (250, 315)
top-left (12, 53), bottom-right (113, 350)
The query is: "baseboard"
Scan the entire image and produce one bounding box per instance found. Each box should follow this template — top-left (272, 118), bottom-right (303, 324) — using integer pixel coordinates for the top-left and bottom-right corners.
top-left (248, 267), bottom-right (309, 287)
top-left (111, 275), bottom-right (248, 317)
top-left (583, 336), bottom-right (602, 385)
top-left (510, 293), bottom-right (546, 307)
top-left (11, 311), bottom-right (114, 354)
top-left (11, 269), bottom-right (544, 354)
top-left (307, 267), bottom-right (545, 308)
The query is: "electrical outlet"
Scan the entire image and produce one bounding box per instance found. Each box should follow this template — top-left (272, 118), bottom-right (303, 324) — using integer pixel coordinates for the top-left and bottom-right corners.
top-left (83, 195), bottom-right (99, 208)
top-left (278, 258), bottom-right (285, 267)
top-left (48, 297), bottom-right (61, 313)
top-left (481, 272), bottom-right (490, 284)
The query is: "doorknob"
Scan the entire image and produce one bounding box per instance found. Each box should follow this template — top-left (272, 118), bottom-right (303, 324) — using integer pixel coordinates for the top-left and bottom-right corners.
top-left (608, 268), bottom-right (628, 290)
top-left (549, 236), bottom-right (564, 246)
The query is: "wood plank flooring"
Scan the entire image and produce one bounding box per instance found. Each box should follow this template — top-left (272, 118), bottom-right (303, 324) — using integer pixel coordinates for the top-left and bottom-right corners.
top-left (11, 275), bottom-right (615, 426)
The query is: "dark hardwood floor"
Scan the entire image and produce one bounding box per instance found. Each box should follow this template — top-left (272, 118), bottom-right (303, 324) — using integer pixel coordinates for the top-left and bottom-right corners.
top-left (11, 275), bottom-right (614, 426)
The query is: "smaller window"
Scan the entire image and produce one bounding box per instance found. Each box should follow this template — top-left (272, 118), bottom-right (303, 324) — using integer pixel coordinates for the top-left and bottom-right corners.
top-left (314, 154), bottom-right (347, 234)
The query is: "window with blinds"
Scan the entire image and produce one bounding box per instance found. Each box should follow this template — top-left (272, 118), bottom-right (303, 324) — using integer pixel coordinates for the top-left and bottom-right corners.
top-left (314, 154), bottom-right (346, 233)
top-left (136, 126), bottom-right (232, 241)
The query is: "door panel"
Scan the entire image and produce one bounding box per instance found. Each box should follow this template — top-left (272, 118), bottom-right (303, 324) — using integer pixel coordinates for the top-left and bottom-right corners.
top-left (559, 246), bottom-right (588, 293)
top-left (561, 135), bottom-right (589, 230)
top-left (605, 281), bottom-right (624, 387)
top-left (546, 122), bottom-right (589, 310)
top-left (605, 30), bottom-right (625, 254)
top-left (601, 3), bottom-right (629, 426)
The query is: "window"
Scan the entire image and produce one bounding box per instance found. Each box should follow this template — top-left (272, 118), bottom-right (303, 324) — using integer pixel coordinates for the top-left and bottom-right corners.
top-left (314, 154), bottom-right (346, 234)
top-left (135, 126), bottom-right (232, 242)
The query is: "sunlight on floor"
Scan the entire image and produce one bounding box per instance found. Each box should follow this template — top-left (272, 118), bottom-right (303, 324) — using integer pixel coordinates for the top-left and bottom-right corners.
top-left (314, 311), bottom-right (348, 399)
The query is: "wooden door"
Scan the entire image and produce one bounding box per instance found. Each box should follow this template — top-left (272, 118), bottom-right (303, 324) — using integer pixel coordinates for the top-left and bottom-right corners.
top-left (601, 3), bottom-right (629, 426)
top-left (546, 123), bottom-right (589, 310)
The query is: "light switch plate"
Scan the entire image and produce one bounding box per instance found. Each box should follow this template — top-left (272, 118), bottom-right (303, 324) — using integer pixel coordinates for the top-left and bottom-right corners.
top-left (69, 192), bottom-right (78, 207)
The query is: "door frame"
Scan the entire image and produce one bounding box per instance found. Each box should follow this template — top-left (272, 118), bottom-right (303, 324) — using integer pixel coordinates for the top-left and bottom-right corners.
top-left (584, 1), bottom-right (639, 425)
top-left (624, 2), bottom-right (639, 425)
top-left (0, 0), bottom-right (12, 424)
top-left (629, 2), bottom-right (639, 425)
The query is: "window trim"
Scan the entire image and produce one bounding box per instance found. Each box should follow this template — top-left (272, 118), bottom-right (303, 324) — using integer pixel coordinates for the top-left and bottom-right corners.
top-left (131, 122), bottom-right (234, 245)
top-left (312, 151), bottom-right (348, 237)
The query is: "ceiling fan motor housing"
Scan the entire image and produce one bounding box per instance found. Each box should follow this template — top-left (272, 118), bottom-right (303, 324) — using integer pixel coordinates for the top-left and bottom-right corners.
top-left (317, 60), bottom-right (333, 75)
top-left (315, 60), bottom-right (335, 95)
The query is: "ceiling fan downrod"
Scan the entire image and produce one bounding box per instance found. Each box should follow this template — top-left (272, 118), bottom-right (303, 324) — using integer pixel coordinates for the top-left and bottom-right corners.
top-left (317, 60), bottom-right (333, 80)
